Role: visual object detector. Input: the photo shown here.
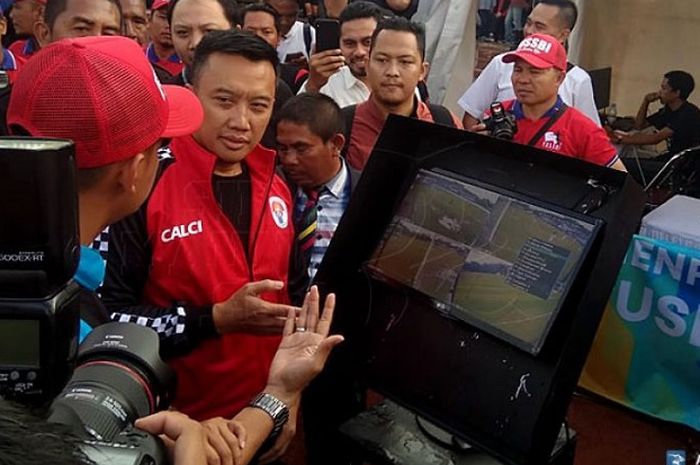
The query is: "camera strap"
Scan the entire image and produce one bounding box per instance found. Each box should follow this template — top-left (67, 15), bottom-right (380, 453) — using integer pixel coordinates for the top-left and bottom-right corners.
top-left (527, 103), bottom-right (568, 147)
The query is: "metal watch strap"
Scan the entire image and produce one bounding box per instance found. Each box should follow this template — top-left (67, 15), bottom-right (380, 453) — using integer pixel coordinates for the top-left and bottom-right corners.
top-left (249, 392), bottom-right (289, 438)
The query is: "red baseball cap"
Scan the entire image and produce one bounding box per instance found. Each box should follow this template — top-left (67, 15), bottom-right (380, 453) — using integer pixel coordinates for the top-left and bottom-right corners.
top-left (151, 0), bottom-right (170, 10)
top-left (7, 36), bottom-right (203, 169)
top-left (502, 33), bottom-right (567, 72)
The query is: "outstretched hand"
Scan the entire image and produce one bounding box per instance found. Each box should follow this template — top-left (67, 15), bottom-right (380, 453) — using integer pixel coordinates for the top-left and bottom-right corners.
top-left (213, 280), bottom-right (300, 335)
top-left (265, 286), bottom-right (344, 401)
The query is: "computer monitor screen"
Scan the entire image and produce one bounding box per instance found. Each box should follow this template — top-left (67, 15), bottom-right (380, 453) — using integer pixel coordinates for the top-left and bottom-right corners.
top-left (366, 169), bottom-right (601, 354)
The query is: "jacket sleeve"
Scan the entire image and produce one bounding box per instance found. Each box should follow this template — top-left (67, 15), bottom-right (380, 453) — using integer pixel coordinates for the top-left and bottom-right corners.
top-left (100, 165), bottom-right (218, 360)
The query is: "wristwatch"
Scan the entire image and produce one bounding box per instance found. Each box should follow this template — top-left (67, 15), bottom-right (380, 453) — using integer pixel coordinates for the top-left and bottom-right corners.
top-left (249, 392), bottom-right (289, 440)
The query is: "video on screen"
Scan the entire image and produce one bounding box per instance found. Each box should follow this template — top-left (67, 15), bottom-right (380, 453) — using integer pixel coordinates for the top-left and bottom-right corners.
top-left (366, 169), bottom-right (599, 353)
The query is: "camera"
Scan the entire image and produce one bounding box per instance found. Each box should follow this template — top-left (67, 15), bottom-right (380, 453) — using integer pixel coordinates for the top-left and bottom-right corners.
top-left (49, 322), bottom-right (175, 465)
top-left (0, 138), bottom-right (175, 464)
top-left (482, 101), bottom-right (518, 140)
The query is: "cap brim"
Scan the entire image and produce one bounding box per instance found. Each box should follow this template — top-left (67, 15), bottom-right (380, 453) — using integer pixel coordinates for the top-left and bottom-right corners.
top-left (502, 51), bottom-right (553, 70)
top-left (161, 85), bottom-right (203, 138)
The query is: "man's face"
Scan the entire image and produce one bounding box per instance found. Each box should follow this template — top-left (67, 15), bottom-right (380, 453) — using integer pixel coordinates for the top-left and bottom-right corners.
top-left (48, 0), bottom-right (121, 41)
top-left (266, 0), bottom-right (297, 37)
top-left (243, 11), bottom-right (279, 48)
top-left (511, 59), bottom-right (563, 106)
top-left (658, 78), bottom-right (680, 105)
top-left (149, 7), bottom-right (171, 47)
top-left (192, 53), bottom-right (276, 166)
top-left (277, 121), bottom-right (341, 189)
top-left (10, 0), bottom-right (42, 35)
top-left (523, 4), bottom-right (568, 43)
top-left (340, 17), bottom-right (376, 79)
top-left (171, 0), bottom-right (231, 67)
top-left (119, 0), bottom-right (149, 46)
top-left (367, 29), bottom-right (427, 108)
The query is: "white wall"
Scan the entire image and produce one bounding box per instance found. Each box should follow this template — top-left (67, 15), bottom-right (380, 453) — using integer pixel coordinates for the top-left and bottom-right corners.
top-left (575, 0), bottom-right (700, 115)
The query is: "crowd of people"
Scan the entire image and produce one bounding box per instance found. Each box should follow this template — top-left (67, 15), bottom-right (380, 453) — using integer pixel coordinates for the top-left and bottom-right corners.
top-left (0, 0), bottom-right (698, 464)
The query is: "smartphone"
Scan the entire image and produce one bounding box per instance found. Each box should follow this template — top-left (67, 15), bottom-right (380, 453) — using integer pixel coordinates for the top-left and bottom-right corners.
top-left (284, 51), bottom-right (305, 64)
top-left (315, 18), bottom-right (340, 53)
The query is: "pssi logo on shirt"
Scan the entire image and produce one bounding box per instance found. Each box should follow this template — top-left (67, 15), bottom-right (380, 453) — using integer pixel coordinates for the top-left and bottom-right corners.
top-left (161, 220), bottom-right (203, 243)
top-left (519, 36), bottom-right (553, 54)
top-left (268, 196), bottom-right (289, 229)
top-left (542, 131), bottom-right (562, 151)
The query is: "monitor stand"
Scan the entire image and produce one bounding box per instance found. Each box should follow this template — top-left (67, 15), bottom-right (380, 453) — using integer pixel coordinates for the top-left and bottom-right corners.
top-left (339, 400), bottom-right (576, 465)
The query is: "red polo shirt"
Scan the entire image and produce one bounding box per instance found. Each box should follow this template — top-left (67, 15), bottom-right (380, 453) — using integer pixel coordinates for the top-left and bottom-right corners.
top-left (506, 97), bottom-right (618, 167)
top-left (346, 96), bottom-right (462, 170)
top-left (146, 42), bottom-right (184, 77)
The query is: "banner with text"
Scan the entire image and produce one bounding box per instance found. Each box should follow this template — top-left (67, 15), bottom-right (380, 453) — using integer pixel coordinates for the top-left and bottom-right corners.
top-left (580, 235), bottom-right (700, 431)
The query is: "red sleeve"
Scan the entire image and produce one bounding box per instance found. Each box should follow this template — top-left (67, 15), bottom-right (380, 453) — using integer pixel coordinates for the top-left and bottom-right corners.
top-left (581, 120), bottom-right (619, 167)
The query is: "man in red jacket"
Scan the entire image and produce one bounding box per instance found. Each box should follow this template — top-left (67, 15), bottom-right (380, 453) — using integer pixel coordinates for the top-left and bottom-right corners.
top-left (101, 29), bottom-right (306, 454)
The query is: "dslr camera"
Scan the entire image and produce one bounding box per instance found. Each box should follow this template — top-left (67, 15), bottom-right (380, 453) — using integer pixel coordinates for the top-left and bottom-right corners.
top-left (482, 101), bottom-right (518, 140)
top-left (0, 138), bottom-right (175, 465)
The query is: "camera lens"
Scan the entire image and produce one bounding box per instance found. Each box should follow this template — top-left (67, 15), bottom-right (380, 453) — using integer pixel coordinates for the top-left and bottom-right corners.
top-left (48, 322), bottom-right (175, 441)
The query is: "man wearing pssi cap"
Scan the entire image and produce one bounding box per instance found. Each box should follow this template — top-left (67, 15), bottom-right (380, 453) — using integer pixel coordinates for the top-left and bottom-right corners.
top-left (495, 34), bottom-right (626, 171)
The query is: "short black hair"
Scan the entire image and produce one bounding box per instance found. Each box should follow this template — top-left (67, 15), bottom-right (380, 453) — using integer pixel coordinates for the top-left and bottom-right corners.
top-left (276, 93), bottom-right (344, 142)
top-left (0, 400), bottom-right (89, 465)
top-left (241, 2), bottom-right (281, 35)
top-left (665, 70), bottom-right (695, 100)
top-left (339, 1), bottom-right (390, 28)
top-left (190, 29), bottom-right (279, 84)
top-left (536, 0), bottom-right (578, 30)
top-left (44, 0), bottom-right (122, 30)
top-left (370, 16), bottom-right (425, 60)
top-left (167, 0), bottom-right (239, 28)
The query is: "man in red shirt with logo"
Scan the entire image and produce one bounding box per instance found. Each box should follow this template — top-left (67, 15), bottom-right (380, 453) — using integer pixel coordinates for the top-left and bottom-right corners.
top-left (146, 0), bottom-right (184, 78)
top-left (102, 32), bottom-right (308, 463)
top-left (477, 33), bottom-right (626, 171)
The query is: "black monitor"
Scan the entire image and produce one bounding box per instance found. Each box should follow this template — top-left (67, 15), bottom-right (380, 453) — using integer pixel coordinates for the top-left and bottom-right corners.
top-left (588, 67), bottom-right (612, 110)
top-left (313, 116), bottom-right (645, 465)
top-left (366, 169), bottom-right (602, 354)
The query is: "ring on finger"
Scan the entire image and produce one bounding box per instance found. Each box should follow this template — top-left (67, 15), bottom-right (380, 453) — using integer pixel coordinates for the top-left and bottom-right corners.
top-left (297, 326), bottom-right (306, 333)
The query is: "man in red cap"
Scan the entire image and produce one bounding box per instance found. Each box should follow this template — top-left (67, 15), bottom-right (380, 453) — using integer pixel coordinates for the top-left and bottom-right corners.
top-left (8, 0), bottom-right (45, 61)
top-left (488, 33), bottom-right (626, 170)
top-left (4, 34), bottom-right (345, 465)
top-left (146, 0), bottom-right (183, 78)
top-left (7, 34), bottom-right (203, 322)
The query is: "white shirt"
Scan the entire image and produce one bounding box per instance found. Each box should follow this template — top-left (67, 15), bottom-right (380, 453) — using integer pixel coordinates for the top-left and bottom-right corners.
top-left (277, 21), bottom-right (316, 63)
top-left (298, 66), bottom-right (370, 107)
top-left (457, 52), bottom-right (601, 126)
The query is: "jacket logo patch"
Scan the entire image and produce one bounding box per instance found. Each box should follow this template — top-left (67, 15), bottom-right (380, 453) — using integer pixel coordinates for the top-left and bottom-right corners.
top-left (161, 220), bottom-right (203, 243)
top-left (268, 196), bottom-right (289, 229)
top-left (542, 131), bottom-right (562, 151)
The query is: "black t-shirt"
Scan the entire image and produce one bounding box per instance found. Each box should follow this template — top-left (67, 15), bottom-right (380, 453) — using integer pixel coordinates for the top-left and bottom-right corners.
top-left (647, 101), bottom-right (700, 155)
top-left (212, 166), bottom-right (252, 261)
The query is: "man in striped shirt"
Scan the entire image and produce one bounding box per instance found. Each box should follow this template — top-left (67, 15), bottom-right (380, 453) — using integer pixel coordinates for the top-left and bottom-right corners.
top-left (276, 93), bottom-right (361, 280)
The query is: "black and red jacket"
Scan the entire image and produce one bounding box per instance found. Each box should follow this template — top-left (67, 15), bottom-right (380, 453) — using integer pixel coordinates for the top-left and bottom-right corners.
top-left (102, 135), bottom-right (299, 420)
